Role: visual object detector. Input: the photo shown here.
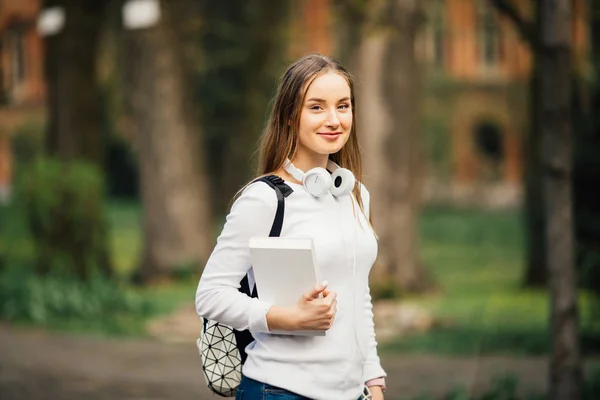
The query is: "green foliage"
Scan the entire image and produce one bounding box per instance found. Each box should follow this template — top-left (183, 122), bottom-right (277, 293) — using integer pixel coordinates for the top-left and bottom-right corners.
top-left (10, 120), bottom-right (45, 171)
top-left (401, 370), bottom-right (600, 400)
top-left (384, 206), bottom-right (600, 356)
top-left (17, 158), bottom-right (111, 279)
top-left (371, 280), bottom-right (403, 300)
top-left (422, 113), bottom-right (452, 179)
top-left (0, 200), bottom-right (189, 337)
top-left (0, 263), bottom-right (153, 334)
top-left (0, 192), bottom-right (35, 263)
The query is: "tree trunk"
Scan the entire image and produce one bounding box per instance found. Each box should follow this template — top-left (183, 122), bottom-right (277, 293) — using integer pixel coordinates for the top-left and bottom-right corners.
top-left (44, 0), bottom-right (109, 164)
top-left (122, 1), bottom-right (212, 282)
top-left (200, 0), bottom-right (291, 217)
top-left (343, 0), bottom-right (433, 295)
top-left (523, 37), bottom-right (548, 287)
top-left (42, 0), bottom-right (112, 277)
top-left (539, 1), bottom-right (582, 398)
top-left (593, 0), bottom-right (600, 70)
top-left (488, 0), bottom-right (549, 288)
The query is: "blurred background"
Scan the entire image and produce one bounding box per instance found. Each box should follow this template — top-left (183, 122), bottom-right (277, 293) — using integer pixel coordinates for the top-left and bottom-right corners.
top-left (0, 0), bottom-right (599, 399)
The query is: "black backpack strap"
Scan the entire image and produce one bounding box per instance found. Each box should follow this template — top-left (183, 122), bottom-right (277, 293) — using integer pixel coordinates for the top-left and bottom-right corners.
top-left (237, 175), bottom-right (293, 298)
top-left (253, 175), bottom-right (293, 237)
top-left (233, 175), bottom-right (293, 363)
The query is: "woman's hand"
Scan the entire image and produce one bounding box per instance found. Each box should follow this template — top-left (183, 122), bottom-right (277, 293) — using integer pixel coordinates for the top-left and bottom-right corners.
top-left (266, 282), bottom-right (337, 331)
top-left (293, 282), bottom-right (337, 330)
top-left (368, 386), bottom-right (384, 400)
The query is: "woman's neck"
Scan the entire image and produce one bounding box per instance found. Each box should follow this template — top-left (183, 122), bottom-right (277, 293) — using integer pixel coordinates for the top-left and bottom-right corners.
top-left (291, 151), bottom-right (329, 173)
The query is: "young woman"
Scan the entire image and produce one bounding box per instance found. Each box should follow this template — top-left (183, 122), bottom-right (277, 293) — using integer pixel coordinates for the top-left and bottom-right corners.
top-left (195, 54), bottom-right (387, 400)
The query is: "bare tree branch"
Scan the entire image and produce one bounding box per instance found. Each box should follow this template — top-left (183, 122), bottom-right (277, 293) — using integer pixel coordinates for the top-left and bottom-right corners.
top-left (488, 0), bottom-right (539, 50)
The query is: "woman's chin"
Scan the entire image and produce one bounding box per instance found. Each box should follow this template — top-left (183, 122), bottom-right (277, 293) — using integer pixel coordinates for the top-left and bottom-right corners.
top-left (316, 140), bottom-right (347, 155)
top-left (314, 146), bottom-right (343, 157)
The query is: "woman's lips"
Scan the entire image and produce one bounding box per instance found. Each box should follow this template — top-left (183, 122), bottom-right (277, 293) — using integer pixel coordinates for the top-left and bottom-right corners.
top-left (318, 132), bottom-right (342, 141)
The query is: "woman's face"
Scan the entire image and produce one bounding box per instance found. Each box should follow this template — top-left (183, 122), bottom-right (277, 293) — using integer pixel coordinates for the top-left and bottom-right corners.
top-left (296, 72), bottom-right (352, 162)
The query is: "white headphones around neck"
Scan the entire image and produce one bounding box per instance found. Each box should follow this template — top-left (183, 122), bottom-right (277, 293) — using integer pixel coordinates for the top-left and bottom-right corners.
top-left (283, 158), bottom-right (356, 198)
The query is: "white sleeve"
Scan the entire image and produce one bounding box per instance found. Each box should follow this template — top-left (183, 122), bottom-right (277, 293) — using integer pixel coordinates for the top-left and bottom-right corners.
top-left (362, 285), bottom-right (387, 381)
top-left (195, 182), bottom-right (277, 333)
top-left (360, 184), bottom-right (387, 381)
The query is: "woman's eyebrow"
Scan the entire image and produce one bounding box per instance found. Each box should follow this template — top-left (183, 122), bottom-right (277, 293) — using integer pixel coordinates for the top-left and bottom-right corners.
top-left (306, 96), bottom-right (351, 103)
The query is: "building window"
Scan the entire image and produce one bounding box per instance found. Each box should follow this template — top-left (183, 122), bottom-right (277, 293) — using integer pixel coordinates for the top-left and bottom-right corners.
top-left (0, 40), bottom-right (6, 105)
top-left (477, 0), bottom-right (502, 70)
top-left (474, 120), bottom-right (504, 182)
top-left (426, 0), bottom-right (446, 69)
top-left (2, 23), bottom-right (28, 98)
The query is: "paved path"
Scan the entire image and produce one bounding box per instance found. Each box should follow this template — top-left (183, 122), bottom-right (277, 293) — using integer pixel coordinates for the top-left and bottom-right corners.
top-left (0, 324), bottom-right (597, 400)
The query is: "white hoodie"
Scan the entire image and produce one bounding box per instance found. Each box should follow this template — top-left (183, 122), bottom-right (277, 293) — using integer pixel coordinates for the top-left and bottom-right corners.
top-left (195, 180), bottom-right (386, 400)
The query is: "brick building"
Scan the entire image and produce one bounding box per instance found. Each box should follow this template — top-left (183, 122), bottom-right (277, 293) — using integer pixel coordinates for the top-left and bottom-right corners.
top-left (290, 0), bottom-right (590, 207)
top-left (421, 0), bottom-right (589, 207)
top-left (0, 0), bottom-right (590, 207)
top-left (0, 0), bottom-right (45, 202)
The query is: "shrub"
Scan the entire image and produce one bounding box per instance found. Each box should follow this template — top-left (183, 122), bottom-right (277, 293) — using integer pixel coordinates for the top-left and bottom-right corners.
top-left (18, 158), bottom-right (112, 279)
top-left (0, 263), bottom-right (153, 326)
top-left (10, 120), bottom-right (44, 171)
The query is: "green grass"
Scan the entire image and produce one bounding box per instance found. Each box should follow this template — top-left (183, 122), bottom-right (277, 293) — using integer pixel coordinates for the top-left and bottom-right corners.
top-left (0, 200), bottom-right (196, 337)
top-left (383, 206), bottom-right (600, 356)
top-left (106, 200), bottom-right (143, 277)
top-left (105, 201), bottom-right (202, 331)
top-left (2, 200), bottom-right (600, 350)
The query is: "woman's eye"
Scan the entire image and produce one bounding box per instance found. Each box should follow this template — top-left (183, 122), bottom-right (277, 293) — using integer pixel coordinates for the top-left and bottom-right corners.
top-left (310, 105), bottom-right (322, 111)
top-left (338, 104), bottom-right (350, 110)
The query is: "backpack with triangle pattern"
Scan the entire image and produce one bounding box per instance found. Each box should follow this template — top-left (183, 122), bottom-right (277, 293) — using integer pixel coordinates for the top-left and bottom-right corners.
top-left (197, 175), bottom-right (293, 397)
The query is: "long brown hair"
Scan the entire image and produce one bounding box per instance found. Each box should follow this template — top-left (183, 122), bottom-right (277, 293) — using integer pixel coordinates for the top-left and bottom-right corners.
top-left (256, 53), bottom-right (369, 219)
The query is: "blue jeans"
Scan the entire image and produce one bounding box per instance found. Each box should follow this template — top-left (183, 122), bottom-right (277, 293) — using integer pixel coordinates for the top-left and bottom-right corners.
top-left (236, 376), bottom-right (311, 400)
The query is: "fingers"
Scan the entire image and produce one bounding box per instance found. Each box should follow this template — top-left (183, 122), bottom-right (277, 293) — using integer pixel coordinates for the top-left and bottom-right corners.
top-left (318, 290), bottom-right (336, 313)
top-left (323, 290), bottom-right (337, 305)
top-left (297, 281), bottom-right (339, 330)
top-left (304, 281), bottom-right (329, 300)
top-left (325, 299), bottom-right (337, 329)
top-left (323, 292), bottom-right (337, 329)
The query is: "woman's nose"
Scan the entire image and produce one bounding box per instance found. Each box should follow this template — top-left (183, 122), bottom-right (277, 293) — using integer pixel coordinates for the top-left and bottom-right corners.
top-left (325, 109), bottom-right (340, 127)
